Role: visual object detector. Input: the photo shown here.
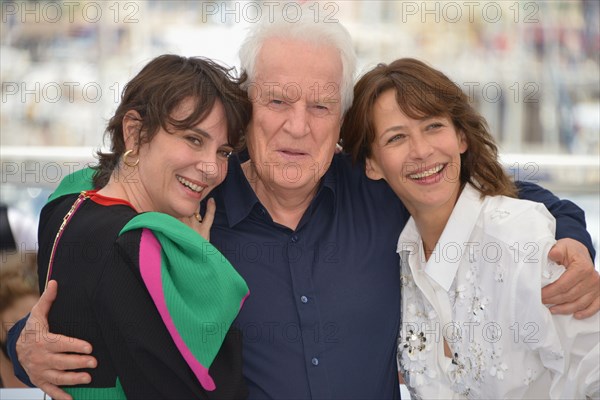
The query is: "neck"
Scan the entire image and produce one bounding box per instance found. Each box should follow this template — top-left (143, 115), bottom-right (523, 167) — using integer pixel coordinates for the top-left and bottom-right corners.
top-left (409, 186), bottom-right (464, 261)
top-left (97, 167), bottom-right (149, 213)
top-left (413, 212), bottom-right (449, 261)
top-left (242, 161), bottom-right (317, 230)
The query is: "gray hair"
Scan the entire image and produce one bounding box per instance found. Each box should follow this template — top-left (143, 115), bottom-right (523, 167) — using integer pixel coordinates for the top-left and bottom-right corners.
top-left (238, 3), bottom-right (357, 115)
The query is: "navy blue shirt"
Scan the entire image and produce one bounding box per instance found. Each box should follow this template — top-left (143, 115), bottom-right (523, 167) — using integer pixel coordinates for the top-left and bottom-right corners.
top-left (8, 154), bottom-right (594, 399)
top-left (210, 154), bottom-right (407, 399)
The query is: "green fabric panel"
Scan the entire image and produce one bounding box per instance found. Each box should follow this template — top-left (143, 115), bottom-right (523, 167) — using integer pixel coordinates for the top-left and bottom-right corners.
top-left (64, 378), bottom-right (126, 400)
top-left (120, 212), bottom-right (248, 369)
top-left (47, 167), bottom-right (96, 203)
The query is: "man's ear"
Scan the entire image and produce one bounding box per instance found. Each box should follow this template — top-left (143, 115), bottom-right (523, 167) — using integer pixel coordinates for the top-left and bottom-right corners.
top-left (123, 110), bottom-right (142, 149)
top-left (365, 157), bottom-right (384, 181)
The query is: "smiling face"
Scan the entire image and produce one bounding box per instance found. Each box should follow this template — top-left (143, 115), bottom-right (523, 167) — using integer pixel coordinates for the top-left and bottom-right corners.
top-left (366, 89), bottom-right (468, 217)
top-left (245, 38), bottom-right (343, 193)
top-left (129, 97), bottom-right (232, 218)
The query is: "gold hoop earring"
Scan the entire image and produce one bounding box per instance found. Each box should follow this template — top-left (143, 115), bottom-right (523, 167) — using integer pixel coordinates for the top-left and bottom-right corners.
top-left (123, 149), bottom-right (139, 167)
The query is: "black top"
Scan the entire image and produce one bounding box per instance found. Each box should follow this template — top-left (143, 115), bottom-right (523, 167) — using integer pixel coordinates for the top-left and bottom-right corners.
top-left (38, 193), bottom-right (247, 399)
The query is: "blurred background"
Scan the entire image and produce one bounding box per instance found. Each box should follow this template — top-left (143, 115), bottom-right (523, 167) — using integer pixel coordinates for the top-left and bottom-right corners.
top-left (1, 0), bottom-right (599, 263)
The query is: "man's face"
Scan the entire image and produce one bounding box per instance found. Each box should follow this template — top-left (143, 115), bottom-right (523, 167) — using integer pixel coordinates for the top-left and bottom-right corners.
top-left (245, 38), bottom-right (343, 193)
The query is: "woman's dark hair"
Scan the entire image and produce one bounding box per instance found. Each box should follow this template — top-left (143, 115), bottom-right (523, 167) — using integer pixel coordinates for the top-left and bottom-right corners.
top-left (93, 54), bottom-right (251, 188)
top-left (341, 58), bottom-right (517, 198)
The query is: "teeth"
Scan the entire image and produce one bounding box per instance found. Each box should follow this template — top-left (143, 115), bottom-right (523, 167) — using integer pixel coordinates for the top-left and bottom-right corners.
top-left (177, 176), bottom-right (204, 193)
top-left (409, 164), bottom-right (444, 179)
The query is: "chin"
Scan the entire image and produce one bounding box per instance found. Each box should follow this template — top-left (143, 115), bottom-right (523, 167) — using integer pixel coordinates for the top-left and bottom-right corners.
top-left (171, 204), bottom-right (196, 219)
top-left (275, 177), bottom-right (312, 190)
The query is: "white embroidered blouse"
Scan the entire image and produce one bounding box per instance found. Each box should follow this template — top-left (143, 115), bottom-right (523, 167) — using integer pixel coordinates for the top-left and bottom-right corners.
top-left (397, 184), bottom-right (599, 399)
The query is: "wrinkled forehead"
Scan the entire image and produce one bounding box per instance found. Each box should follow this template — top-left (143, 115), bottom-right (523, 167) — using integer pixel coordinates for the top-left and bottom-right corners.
top-left (255, 38), bottom-right (342, 82)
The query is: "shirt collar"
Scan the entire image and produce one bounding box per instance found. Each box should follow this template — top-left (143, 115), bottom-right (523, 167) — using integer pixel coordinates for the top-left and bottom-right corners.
top-left (219, 154), bottom-right (338, 228)
top-left (317, 155), bottom-right (338, 212)
top-left (220, 155), bottom-right (261, 228)
top-left (398, 183), bottom-right (484, 291)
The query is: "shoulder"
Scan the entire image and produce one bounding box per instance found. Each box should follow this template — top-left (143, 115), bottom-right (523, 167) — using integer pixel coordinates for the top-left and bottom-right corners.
top-left (328, 154), bottom-right (407, 222)
top-left (478, 194), bottom-right (556, 244)
top-left (47, 168), bottom-right (96, 202)
top-left (326, 153), bottom-right (367, 183)
top-left (330, 153), bottom-right (401, 198)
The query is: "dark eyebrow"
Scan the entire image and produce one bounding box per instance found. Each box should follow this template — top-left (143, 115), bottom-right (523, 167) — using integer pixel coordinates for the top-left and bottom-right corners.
top-left (189, 127), bottom-right (233, 149)
top-left (189, 127), bottom-right (212, 139)
top-left (381, 125), bottom-right (406, 135)
top-left (381, 116), bottom-right (442, 135)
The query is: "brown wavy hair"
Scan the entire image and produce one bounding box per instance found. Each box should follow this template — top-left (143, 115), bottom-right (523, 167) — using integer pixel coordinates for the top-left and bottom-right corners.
top-left (341, 58), bottom-right (516, 198)
top-left (93, 54), bottom-right (251, 188)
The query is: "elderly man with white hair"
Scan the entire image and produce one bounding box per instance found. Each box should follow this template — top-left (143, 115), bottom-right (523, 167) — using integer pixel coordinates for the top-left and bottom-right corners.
top-left (8, 4), bottom-right (599, 400)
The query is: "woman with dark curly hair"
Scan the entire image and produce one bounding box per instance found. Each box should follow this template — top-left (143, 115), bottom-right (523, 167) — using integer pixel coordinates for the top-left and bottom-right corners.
top-left (342, 58), bottom-right (599, 399)
top-left (20, 54), bottom-right (252, 399)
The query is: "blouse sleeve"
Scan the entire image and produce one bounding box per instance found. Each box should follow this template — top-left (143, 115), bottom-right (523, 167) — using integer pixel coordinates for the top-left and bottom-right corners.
top-left (511, 204), bottom-right (600, 399)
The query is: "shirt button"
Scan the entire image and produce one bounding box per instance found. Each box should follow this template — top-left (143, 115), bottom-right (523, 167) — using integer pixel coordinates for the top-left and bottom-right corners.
top-left (300, 295), bottom-right (308, 304)
top-left (311, 357), bottom-right (319, 366)
top-left (290, 234), bottom-right (299, 243)
top-left (260, 207), bottom-right (266, 215)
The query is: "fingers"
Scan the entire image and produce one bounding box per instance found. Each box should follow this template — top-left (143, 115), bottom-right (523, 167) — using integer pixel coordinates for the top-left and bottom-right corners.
top-left (32, 280), bottom-right (58, 322)
top-left (202, 198), bottom-right (216, 229)
top-left (48, 349), bottom-right (97, 370)
top-left (196, 198), bottom-right (215, 242)
top-left (46, 368), bottom-right (92, 386)
top-left (17, 332), bottom-right (96, 373)
top-left (38, 382), bottom-right (73, 400)
top-left (542, 238), bottom-right (597, 307)
top-left (46, 334), bottom-right (93, 355)
top-left (18, 323), bottom-right (93, 357)
top-left (548, 238), bottom-right (589, 267)
top-left (544, 265), bottom-right (600, 315)
top-left (574, 295), bottom-right (600, 319)
top-left (16, 302), bottom-right (96, 393)
top-left (20, 344), bottom-right (96, 394)
top-left (547, 242), bottom-right (566, 265)
top-left (39, 369), bottom-right (92, 399)
top-left (541, 267), bottom-right (581, 304)
top-left (542, 265), bottom-right (594, 306)
top-left (548, 291), bottom-right (593, 315)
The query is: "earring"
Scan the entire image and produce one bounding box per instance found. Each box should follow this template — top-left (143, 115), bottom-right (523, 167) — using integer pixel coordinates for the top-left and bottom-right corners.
top-left (123, 149), bottom-right (139, 167)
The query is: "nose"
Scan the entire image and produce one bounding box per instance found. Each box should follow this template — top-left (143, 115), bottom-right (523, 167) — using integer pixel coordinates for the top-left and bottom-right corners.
top-left (195, 150), bottom-right (221, 182)
top-left (409, 133), bottom-right (434, 160)
top-left (283, 106), bottom-right (310, 138)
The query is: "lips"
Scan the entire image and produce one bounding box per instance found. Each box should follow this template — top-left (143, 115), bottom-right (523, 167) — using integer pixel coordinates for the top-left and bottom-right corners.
top-left (176, 175), bottom-right (207, 194)
top-left (279, 148), bottom-right (308, 156)
top-left (276, 148), bottom-right (310, 162)
top-left (408, 164), bottom-right (445, 180)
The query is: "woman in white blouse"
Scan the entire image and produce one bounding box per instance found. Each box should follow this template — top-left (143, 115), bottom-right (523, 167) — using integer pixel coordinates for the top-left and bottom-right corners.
top-left (341, 58), bottom-right (599, 399)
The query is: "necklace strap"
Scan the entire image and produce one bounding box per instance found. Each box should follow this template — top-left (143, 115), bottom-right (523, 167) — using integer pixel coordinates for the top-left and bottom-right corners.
top-left (45, 191), bottom-right (90, 288)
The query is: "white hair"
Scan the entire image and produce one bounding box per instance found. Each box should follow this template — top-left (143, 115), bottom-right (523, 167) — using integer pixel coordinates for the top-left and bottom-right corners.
top-left (238, 3), bottom-right (357, 114)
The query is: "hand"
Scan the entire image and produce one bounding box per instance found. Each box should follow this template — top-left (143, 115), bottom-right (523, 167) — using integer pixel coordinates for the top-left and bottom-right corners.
top-left (181, 198), bottom-right (216, 241)
top-left (542, 238), bottom-right (600, 319)
top-left (16, 280), bottom-right (97, 400)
